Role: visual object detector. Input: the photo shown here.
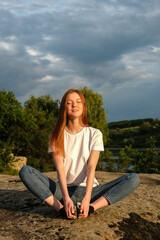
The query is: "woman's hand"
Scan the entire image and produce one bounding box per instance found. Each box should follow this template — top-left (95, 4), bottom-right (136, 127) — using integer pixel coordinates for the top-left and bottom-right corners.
top-left (64, 197), bottom-right (76, 219)
top-left (52, 154), bottom-right (76, 219)
top-left (78, 197), bottom-right (90, 218)
top-left (78, 150), bottom-right (100, 219)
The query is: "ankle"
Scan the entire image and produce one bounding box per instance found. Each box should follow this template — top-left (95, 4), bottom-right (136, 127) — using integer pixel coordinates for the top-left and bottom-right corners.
top-left (44, 195), bottom-right (63, 211)
top-left (56, 203), bottom-right (64, 212)
top-left (90, 204), bottom-right (96, 211)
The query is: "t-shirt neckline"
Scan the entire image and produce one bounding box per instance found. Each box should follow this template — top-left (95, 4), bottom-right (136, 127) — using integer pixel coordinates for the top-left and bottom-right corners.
top-left (65, 127), bottom-right (86, 135)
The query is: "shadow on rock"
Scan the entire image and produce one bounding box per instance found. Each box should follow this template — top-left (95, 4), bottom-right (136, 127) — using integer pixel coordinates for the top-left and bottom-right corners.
top-left (0, 189), bottom-right (59, 219)
top-left (140, 176), bottom-right (160, 185)
top-left (112, 212), bottom-right (160, 240)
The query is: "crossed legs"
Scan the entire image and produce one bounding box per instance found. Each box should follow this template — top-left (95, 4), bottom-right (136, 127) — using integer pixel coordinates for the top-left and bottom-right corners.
top-left (19, 166), bottom-right (140, 214)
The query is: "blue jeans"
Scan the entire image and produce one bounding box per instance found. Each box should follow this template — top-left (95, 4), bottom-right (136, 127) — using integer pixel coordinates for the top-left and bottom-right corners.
top-left (19, 165), bottom-right (140, 205)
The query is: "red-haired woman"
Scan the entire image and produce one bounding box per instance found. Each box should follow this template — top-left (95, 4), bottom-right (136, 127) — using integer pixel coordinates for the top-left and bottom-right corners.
top-left (19, 89), bottom-right (140, 219)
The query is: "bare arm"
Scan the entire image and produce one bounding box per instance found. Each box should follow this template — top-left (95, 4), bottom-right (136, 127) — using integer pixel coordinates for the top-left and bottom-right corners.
top-left (79, 150), bottom-right (100, 218)
top-left (52, 153), bottom-right (76, 219)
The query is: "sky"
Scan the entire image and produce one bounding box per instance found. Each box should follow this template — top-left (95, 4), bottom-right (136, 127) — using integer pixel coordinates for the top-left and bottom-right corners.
top-left (0, 0), bottom-right (160, 122)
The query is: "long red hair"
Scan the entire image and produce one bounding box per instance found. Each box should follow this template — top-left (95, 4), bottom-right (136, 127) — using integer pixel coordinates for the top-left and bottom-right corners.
top-left (49, 89), bottom-right (89, 156)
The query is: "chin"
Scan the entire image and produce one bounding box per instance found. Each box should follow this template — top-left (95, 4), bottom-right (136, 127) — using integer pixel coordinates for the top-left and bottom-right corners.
top-left (69, 112), bottom-right (82, 118)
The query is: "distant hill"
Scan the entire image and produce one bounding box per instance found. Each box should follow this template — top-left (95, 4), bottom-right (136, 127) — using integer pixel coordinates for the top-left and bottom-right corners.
top-left (108, 118), bottom-right (154, 129)
top-left (107, 118), bottom-right (160, 148)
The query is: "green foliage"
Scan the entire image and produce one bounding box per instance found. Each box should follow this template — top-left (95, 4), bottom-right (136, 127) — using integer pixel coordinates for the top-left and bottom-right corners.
top-left (2, 167), bottom-right (19, 176)
top-left (109, 136), bottom-right (160, 173)
top-left (109, 118), bottom-right (154, 129)
top-left (24, 95), bottom-right (59, 170)
top-left (0, 90), bottom-right (23, 171)
top-left (134, 137), bottom-right (159, 173)
top-left (0, 89), bottom-right (22, 144)
top-left (24, 95), bottom-right (59, 126)
top-left (81, 87), bottom-right (109, 171)
top-left (0, 90), bottom-right (58, 172)
top-left (108, 118), bottom-right (160, 148)
top-left (0, 89), bottom-right (36, 158)
top-left (80, 87), bottom-right (108, 145)
top-left (0, 141), bottom-right (14, 171)
top-left (101, 149), bottom-right (115, 172)
top-left (118, 145), bottom-right (133, 172)
top-left (139, 121), bottom-right (152, 134)
top-left (96, 151), bottom-right (105, 170)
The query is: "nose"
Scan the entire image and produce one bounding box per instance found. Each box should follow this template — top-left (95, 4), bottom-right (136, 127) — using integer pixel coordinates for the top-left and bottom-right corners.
top-left (72, 101), bottom-right (77, 107)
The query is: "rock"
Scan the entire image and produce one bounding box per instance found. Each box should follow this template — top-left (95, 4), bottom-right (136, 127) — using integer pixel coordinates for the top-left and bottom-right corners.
top-left (0, 171), bottom-right (160, 240)
top-left (8, 155), bottom-right (27, 171)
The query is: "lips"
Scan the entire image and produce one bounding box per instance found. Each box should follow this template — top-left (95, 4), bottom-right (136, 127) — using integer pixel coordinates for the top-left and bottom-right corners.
top-left (72, 109), bottom-right (79, 112)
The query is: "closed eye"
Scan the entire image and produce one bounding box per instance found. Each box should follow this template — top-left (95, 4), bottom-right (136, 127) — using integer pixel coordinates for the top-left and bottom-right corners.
top-left (67, 101), bottom-right (72, 104)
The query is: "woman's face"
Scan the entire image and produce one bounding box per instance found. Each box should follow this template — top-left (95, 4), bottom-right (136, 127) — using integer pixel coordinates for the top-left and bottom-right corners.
top-left (66, 92), bottom-right (83, 120)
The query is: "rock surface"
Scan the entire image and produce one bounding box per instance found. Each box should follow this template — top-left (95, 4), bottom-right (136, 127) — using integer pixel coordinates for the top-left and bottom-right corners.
top-left (0, 171), bottom-right (160, 240)
top-left (8, 155), bottom-right (27, 171)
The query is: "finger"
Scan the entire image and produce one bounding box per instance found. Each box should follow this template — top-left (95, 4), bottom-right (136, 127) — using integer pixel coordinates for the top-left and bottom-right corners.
top-left (68, 214), bottom-right (76, 219)
top-left (80, 205), bottom-right (84, 214)
top-left (66, 208), bottom-right (72, 218)
top-left (68, 208), bottom-right (76, 219)
top-left (78, 213), bottom-right (87, 218)
top-left (66, 209), bottom-right (70, 218)
top-left (80, 209), bottom-right (83, 214)
top-left (78, 207), bottom-right (88, 218)
top-left (71, 205), bottom-right (75, 215)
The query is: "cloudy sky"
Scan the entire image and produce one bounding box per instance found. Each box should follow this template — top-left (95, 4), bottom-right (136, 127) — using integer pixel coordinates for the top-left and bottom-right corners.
top-left (0, 0), bottom-right (160, 122)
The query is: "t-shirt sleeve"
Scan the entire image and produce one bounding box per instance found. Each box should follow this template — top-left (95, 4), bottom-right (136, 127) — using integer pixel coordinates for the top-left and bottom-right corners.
top-left (91, 129), bottom-right (104, 151)
top-left (48, 146), bottom-right (52, 153)
top-left (48, 142), bottom-right (55, 153)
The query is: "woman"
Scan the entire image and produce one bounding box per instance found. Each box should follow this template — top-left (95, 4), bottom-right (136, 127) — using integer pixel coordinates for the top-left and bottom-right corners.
top-left (19, 89), bottom-right (140, 219)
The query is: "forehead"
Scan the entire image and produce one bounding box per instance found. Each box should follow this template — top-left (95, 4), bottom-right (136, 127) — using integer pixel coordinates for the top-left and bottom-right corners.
top-left (67, 92), bottom-right (81, 100)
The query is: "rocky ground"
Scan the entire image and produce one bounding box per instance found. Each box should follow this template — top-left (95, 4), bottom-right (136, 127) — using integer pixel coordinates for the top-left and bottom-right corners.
top-left (0, 171), bottom-right (160, 240)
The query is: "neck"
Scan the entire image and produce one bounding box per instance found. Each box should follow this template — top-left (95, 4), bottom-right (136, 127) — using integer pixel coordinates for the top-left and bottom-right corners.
top-left (66, 119), bottom-right (84, 133)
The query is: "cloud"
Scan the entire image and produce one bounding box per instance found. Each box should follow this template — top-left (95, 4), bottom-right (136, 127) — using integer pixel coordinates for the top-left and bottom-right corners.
top-left (25, 46), bottom-right (41, 57)
top-left (0, 41), bottom-right (15, 51)
top-left (39, 75), bottom-right (54, 83)
top-left (0, 0), bottom-right (160, 121)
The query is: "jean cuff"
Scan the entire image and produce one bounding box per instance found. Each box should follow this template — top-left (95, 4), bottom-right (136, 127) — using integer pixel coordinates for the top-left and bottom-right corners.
top-left (42, 192), bottom-right (53, 203)
top-left (103, 195), bottom-right (112, 205)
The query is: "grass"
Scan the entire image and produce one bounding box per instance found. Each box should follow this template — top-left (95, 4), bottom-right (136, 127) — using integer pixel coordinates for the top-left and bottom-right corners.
top-left (0, 167), bottom-right (19, 175)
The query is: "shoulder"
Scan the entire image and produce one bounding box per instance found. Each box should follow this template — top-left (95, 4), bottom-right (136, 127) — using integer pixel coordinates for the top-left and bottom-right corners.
top-left (86, 127), bottom-right (103, 137)
top-left (87, 127), bottom-right (104, 150)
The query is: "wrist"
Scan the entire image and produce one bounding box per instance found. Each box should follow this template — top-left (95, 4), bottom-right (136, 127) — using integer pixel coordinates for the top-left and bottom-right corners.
top-left (83, 195), bottom-right (91, 202)
top-left (63, 194), bottom-right (70, 201)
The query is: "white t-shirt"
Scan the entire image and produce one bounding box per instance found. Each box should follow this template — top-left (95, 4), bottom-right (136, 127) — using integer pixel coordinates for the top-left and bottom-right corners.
top-left (49, 127), bottom-right (104, 187)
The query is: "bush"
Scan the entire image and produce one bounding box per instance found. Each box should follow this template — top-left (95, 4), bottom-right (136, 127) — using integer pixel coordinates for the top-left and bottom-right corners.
top-left (0, 141), bottom-right (15, 171)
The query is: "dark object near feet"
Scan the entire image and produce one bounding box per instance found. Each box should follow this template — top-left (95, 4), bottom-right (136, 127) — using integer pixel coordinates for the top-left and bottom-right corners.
top-left (59, 205), bottom-right (96, 219)
top-left (88, 206), bottom-right (95, 216)
top-left (59, 207), bottom-right (68, 219)
top-left (77, 204), bottom-right (96, 217)
top-left (59, 207), bottom-right (76, 219)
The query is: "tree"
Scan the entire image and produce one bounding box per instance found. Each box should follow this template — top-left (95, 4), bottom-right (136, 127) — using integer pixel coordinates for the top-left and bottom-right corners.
top-left (80, 87), bottom-right (108, 145)
top-left (118, 145), bottom-right (133, 172)
top-left (0, 89), bottom-right (24, 157)
top-left (24, 95), bottom-right (59, 170)
top-left (0, 89), bottom-right (22, 144)
top-left (134, 136), bottom-right (159, 173)
top-left (115, 136), bottom-right (160, 173)
top-left (0, 140), bottom-right (14, 171)
top-left (0, 89), bottom-right (37, 171)
top-left (140, 121), bottom-right (152, 133)
top-left (101, 149), bottom-right (115, 172)
top-left (24, 95), bottom-right (59, 125)
top-left (80, 87), bottom-right (108, 170)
